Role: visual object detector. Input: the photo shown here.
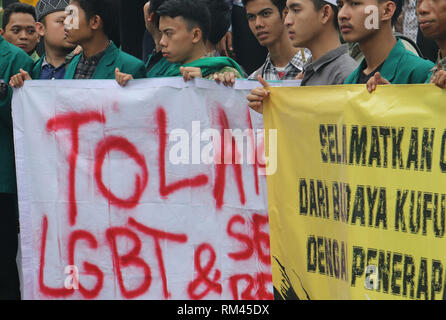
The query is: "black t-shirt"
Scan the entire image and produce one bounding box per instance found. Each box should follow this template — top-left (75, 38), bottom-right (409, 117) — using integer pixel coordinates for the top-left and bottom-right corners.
top-left (357, 62), bottom-right (385, 84)
top-left (146, 50), bottom-right (163, 73)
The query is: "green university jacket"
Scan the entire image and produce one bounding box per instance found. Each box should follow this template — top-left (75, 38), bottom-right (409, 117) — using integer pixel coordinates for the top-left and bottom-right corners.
top-left (146, 55), bottom-right (172, 78)
top-left (64, 42), bottom-right (146, 79)
top-left (0, 35), bottom-right (34, 193)
top-left (345, 40), bottom-right (435, 84)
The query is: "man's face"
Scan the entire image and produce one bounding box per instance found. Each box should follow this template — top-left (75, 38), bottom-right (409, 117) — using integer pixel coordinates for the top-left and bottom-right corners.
top-left (284, 0), bottom-right (322, 48)
top-left (417, 0), bottom-right (446, 41)
top-left (337, 0), bottom-right (388, 43)
top-left (159, 16), bottom-right (196, 64)
top-left (64, 1), bottom-right (92, 45)
top-left (1, 12), bottom-right (39, 54)
top-left (40, 11), bottom-right (76, 52)
top-left (245, 0), bottom-right (286, 47)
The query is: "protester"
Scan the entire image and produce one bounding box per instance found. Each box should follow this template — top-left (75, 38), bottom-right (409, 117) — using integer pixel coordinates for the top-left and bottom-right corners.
top-left (182, 0), bottom-right (247, 83)
top-left (213, 0), bottom-right (311, 86)
top-left (159, 0), bottom-right (245, 81)
top-left (247, 0), bottom-right (357, 114)
top-left (0, 33), bottom-right (33, 300)
top-left (218, 1), bottom-right (268, 75)
top-left (9, 0), bottom-right (80, 87)
top-left (417, 0), bottom-right (446, 89)
top-left (116, 0), bottom-right (244, 85)
top-left (0, 2), bottom-right (40, 61)
top-left (395, 0), bottom-right (438, 63)
top-left (63, 0), bottom-right (145, 80)
top-left (115, 0), bottom-right (172, 86)
top-left (244, 0), bottom-right (310, 80)
top-left (339, 0), bottom-right (434, 92)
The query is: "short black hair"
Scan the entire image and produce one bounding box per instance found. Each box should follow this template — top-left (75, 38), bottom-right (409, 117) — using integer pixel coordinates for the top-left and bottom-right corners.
top-left (147, 0), bottom-right (166, 28)
top-left (206, 0), bottom-right (231, 45)
top-left (311, 0), bottom-right (339, 30)
top-left (242, 0), bottom-right (287, 17)
top-left (378, 0), bottom-right (402, 26)
top-left (149, 0), bottom-right (166, 14)
top-left (156, 0), bottom-right (211, 43)
top-left (2, 2), bottom-right (36, 29)
top-left (73, 0), bottom-right (118, 39)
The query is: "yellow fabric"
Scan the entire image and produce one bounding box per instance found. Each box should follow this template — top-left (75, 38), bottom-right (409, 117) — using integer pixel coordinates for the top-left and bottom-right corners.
top-left (19, 0), bottom-right (39, 6)
top-left (264, 84), bottom-right (446, 300)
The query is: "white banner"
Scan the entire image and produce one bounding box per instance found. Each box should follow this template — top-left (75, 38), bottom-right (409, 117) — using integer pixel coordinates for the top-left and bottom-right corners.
top-left (12, 78), bottom-right (272, 300)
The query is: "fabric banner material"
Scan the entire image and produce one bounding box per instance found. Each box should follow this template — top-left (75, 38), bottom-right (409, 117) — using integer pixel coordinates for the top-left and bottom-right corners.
top-left (264, 84), bottom-right (446, 300)
top-left (12, 78), bottom-right (272, 300)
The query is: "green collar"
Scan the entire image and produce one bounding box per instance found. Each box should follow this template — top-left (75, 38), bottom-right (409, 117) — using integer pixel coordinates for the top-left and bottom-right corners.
top-left (164, 56), bottom-right (245, 78)
top-left (65, 41), bottom-right (118, 79)
top-left (0, 35), bottom-right (10, 58)
top-left (356, 39), bottom-right (404, 83)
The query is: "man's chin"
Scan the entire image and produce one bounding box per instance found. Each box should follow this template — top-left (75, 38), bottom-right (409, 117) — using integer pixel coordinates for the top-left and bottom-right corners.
top-left (291, 40), bottom-right (305, 49)
top-left (340, 34), bottom-right (357, 44)
top-left (257, 39), bottom-right (270, 47)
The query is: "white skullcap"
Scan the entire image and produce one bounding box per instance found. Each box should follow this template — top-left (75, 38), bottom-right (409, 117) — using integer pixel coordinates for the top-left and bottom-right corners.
top-left (324, 0), bottom-right (338, 6)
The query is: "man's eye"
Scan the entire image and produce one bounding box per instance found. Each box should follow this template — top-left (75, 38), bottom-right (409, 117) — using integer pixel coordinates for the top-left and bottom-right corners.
top-left (246, 14), bottom-right (255, 21)
top-left (262, 11), bottom-right (271, 17)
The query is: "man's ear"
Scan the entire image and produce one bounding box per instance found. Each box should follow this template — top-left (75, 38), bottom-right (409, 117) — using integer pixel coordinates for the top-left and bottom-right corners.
top-left (381, 0), bottom-right (396, 24)
top-left (36, 22), bottom-right (45, 37)
top-left (191, 26), bottom-right (203, 44)
top-left (89, 14), bottom-right (103, 31)
top-left (320, 4), bottom-right (332, 25)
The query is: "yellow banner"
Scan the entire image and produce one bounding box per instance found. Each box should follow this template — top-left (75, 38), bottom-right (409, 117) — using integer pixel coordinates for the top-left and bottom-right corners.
top-left (264, 84), bottom-right (446, 300)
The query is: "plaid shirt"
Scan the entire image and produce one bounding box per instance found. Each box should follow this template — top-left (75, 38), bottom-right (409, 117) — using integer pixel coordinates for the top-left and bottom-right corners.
top-left (248, 49), bottom-right (311, 81)
top-left (73, 44), bottom-right (109, 79)
top-left (429, 51), bottom-right (446, 83)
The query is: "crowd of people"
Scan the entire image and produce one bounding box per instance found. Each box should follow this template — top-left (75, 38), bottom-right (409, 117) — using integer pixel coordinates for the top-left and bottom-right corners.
top-left (0, 0), bottom-right (445, 300)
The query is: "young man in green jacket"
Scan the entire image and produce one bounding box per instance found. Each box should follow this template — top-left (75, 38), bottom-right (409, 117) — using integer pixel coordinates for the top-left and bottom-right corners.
top-left (157, 0), bottom-right (244, 81)
top-left (64, 0), bottom-right (146, 79)
top-left (338, 0), bottom-right (434, 91)
top-left (9, 0), bottom-right (81, 87)
top-left (0, 2), bottom-right (40, 61)
top-left (142, 0), bottom-right (172, 78)
top-left (115, 0), bottom-right (244, 85)
top-left (0, 33), bottom-right (33, 300)
top-left (32, 0), bottom-right (78, 80)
